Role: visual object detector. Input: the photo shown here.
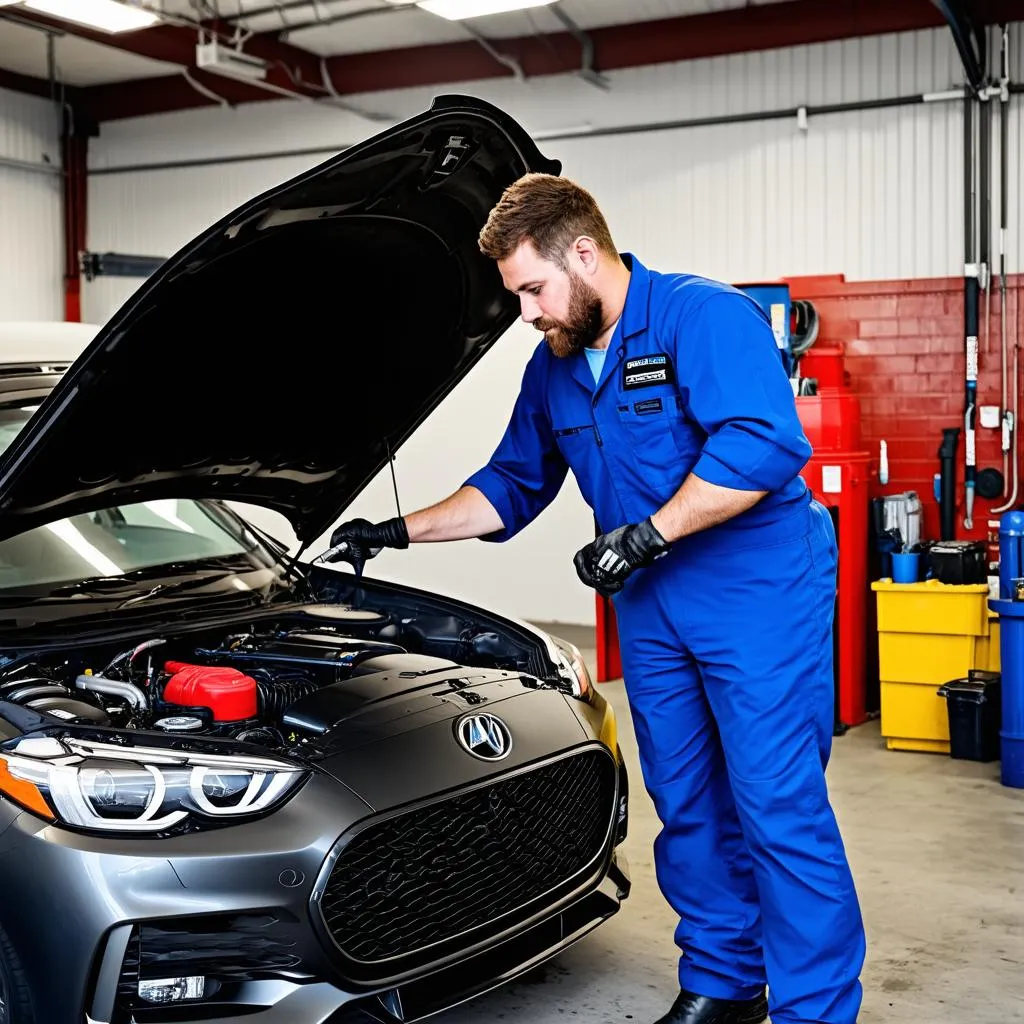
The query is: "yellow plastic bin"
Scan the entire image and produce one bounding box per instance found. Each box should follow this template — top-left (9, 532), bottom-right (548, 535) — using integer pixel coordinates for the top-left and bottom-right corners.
top-left (977, 614), bottom-right (1001, 673)
top-left (871, 580), bottom-right (996, 753)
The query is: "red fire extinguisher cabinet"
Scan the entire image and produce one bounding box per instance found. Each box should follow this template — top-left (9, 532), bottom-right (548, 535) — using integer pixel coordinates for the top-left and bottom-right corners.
top-left (796, 345), bottom-right (874, 729)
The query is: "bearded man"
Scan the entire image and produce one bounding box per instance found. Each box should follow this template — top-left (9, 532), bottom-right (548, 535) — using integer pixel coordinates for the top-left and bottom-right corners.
top-left (326, 172), bottom-right (866, 1024)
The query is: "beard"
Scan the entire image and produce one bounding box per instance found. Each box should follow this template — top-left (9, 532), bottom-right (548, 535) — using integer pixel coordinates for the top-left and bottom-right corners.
top-left (535, 273), bottom-right (605, 358)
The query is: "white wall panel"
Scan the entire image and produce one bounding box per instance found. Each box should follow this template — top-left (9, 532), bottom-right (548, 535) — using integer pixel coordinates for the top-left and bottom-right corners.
top-left (85, 25), bottom-right (1024, 624)
top-left (0, 87), bottom-right (63, 322)
top-left (83, 154), bottom-right (318, 324)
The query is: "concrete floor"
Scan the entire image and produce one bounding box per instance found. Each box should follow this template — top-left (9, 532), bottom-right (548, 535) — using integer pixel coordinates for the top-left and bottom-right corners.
top-left (438, 629), bottom-right (1024, 1024)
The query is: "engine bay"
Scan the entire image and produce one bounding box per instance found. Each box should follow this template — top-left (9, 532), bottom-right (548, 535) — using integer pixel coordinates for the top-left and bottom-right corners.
top-left (0, 599), bottom-right (559, 750)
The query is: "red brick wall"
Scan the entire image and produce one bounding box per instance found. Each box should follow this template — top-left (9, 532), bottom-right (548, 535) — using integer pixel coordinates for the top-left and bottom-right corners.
top-left (784, 273), bottom-right (1024, 543)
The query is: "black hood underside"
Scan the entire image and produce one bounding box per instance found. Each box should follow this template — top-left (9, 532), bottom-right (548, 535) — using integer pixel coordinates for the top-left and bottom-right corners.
top-left (0, 96), bottom-right (559, 545)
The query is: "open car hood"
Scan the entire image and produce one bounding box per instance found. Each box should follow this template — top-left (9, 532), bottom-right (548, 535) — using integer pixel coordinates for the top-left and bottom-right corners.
top-left (0, 95), bottom-right (559, 545)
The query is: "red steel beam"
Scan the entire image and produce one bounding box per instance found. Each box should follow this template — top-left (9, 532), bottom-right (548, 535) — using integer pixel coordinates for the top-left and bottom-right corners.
top-left (320, 0), bottom-right (1022, 92)
top-left (0, 60), bottom-right (93, 324)
top-left (0, 66), bottom-right (88, 109)
top-left (61, 120), bottom-right (89, 323)
top-left (0, 70), bottom-right (91, 324)
top-left (0, 66), bottom-right (58, 100)
top-left (8, 8), bottom-right (333, 110)
top-left (320, 0), bottom-right (953, 94)
top-left (79, 69), bottom-right (302, 121)
top-left (13, 0), bottom-right (1023, 122)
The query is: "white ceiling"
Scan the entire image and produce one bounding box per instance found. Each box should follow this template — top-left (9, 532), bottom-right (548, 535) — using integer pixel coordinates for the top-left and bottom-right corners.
top-left (0, 0), bottom-right (786, 87)
top-left (190, 0), bottom-right (778, 56)
top-left (0, 18), bottom-right (178, 85)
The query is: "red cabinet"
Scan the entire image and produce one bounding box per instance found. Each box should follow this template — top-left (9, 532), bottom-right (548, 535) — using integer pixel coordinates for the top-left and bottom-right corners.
top-left (797, 346), bottom-right (875, 728)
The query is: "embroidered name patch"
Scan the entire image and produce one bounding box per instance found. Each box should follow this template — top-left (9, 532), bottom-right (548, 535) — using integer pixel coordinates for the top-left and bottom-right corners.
top-left (623, 353), bottom-right (674, 390)
top-left (634, 398), bottom-right (663, 415)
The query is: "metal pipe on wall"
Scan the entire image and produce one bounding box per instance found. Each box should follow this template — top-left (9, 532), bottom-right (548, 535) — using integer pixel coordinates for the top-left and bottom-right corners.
top-left (1000, 25), bottom-right (1010, 490)
top-left (980, 43), bottom-right (993, 427)
top-left (993, 23), bottom-right (1019, 515)
top-left (963, 84), bottom-right (980, 530)
top-left (87, 87), bottom-right (1019, 177)
top-left (0, 155), bottom-right (60, 176)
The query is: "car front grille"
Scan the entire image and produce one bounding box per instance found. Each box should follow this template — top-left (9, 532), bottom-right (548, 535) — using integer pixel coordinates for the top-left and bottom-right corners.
top-left (318, 748), bottom-right (616, 972)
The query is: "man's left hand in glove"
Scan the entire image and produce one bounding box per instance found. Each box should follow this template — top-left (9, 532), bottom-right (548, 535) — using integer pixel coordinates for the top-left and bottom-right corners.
top-left (573, 517), bottom-right (671, 596)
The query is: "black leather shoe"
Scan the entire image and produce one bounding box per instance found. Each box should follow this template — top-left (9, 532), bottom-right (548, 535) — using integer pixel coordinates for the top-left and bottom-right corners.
top-left (652, 988), bottom-right (769, 1024)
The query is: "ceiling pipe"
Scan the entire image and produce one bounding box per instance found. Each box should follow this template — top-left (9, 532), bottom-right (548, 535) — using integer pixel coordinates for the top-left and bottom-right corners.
top-left (220, 0), bottom-right (343, 25)
top-left (275, 1), bottom-right (525, 84)
top-left (457, 20), bottom-right (525, 81)
top-left (548, 5), bottom-right (609, 91)
top-left (277, 2), bottom-right (418, 38)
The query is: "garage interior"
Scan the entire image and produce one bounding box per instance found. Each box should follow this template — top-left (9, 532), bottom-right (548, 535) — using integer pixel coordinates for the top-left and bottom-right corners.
top-left (1, 1), bottom-right (1023, 1023)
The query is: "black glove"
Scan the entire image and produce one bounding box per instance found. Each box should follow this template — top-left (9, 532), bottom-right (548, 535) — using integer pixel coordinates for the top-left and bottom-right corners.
top-left (325, 517), bottom-right (409, 575)
top-left (573, 518), bottom-right (670, 596)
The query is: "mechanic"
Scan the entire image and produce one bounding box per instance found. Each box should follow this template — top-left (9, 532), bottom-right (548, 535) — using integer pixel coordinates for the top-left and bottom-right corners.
top-left (327, 173), bottom-right (866, 1024)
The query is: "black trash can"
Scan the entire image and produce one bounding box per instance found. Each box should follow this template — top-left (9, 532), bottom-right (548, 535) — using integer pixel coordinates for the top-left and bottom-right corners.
top-left (937, 670), bottom-right (1002, 762)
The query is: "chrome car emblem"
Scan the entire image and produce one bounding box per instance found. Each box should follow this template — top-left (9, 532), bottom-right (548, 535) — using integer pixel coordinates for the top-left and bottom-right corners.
top-left (456, 713), bottom-right (513, 761)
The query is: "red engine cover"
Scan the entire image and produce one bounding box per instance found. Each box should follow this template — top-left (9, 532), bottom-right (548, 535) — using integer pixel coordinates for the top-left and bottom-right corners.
top-left (163, 661), bottom-right (258, 722)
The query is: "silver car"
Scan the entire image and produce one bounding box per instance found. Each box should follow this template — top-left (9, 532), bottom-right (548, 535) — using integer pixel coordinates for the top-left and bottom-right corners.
top-left (0, 96), bottom-right (630, 1024)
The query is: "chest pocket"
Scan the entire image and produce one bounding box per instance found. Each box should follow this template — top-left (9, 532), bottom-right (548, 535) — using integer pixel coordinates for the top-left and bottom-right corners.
top-left (552, 423), bottom-right (603, 509)
top-left (616, 392), bottom-right (704, 489)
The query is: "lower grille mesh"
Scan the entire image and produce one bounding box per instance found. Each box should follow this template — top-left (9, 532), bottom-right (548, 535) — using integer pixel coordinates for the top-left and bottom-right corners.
top-left (117, 912), bottom-right (303, 1005)
top-left (320, 749), bottom-right (615, 965)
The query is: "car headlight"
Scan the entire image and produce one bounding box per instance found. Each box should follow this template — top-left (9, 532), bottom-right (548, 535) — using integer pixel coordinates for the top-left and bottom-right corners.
top-left (0, 736), bottom-right (305, 834)
top-left (551, 636), bottom-right (594, 701)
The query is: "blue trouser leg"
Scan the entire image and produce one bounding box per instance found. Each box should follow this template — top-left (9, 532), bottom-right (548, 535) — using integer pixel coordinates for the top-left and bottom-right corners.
top-left (615, 592), bottom-right (766, 1001)
top-left (678, 503), bottom-right (865, 1023)
top-left (617, 501), bottom-right (865, 1023)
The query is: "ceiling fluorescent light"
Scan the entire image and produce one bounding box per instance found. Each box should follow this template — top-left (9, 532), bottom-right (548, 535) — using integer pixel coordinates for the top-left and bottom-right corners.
top-left (416, 0), bottom-right (556, 21)
top-left (23, 0), bottom-right (161, 32)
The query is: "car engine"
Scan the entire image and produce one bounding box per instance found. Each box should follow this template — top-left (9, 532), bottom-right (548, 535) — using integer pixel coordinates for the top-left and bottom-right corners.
top-left (0, 602), bottom-right (547, 749)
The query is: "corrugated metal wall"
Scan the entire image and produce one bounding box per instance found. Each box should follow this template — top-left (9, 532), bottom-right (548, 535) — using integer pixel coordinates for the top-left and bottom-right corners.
top-left (0, 87), bottom-right (63, 321)
top-left (83, 25), bottom-right (1024, 624)
top-left (89, 29), bottom-right (1024, 293)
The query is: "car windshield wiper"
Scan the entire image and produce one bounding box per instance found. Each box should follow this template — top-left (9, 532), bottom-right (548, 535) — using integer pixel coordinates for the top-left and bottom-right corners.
top-left (114, 575), bottom-right (237, 609)
top-left (0, 557), bottom-right (265, 606)
top-left (239, 519), bottom-right (314, 599)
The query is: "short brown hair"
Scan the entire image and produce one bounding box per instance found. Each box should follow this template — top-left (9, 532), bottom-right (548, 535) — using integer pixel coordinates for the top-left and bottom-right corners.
top-left (478, 173), bottom-right (618, 267)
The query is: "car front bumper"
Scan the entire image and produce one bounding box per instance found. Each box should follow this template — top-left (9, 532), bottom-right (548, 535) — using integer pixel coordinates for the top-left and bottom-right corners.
top-left (0, 730), bottom-right (630, 1024)
top-left (86, 859), bottom-right (630, 1024)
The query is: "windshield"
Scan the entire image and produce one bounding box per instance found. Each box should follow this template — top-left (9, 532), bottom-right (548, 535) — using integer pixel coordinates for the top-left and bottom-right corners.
top-left (0, 401), bottom-right (272, 595)
top-left (0, 500), bottom-right (256, 592)
top-left (0, 401), bottom-right (41, 455)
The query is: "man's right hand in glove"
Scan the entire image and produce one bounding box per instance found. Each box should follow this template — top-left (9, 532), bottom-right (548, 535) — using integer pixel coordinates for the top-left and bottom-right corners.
top-left (321, 485), bottom-right (504, 573)
top-left (325, 516), bottom-right (409, 575)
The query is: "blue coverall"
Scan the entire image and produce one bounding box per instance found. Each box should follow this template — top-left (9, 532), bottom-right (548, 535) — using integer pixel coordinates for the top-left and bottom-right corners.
top-left (464, 254), bottom-right (867, 1024)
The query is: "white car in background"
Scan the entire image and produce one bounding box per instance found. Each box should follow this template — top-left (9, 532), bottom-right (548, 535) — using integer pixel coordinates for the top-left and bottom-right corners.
top-left (0, 320), bottom-right (101, 365)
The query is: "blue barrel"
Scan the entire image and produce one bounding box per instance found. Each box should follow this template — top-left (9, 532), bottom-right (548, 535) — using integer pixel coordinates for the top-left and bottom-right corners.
top-left (999, 510), bottom-right (1024, 599)
top-left (988, 595), bottom-right (1024, 788)
top-left (735, 282), bottom-right (791, 376)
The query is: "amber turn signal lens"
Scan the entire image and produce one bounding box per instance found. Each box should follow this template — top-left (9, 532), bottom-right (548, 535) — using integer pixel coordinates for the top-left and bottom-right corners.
top-left (0, 757), bottom-right (55, 821)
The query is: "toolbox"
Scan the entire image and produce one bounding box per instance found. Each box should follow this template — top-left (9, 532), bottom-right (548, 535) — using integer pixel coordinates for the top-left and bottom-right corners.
top-left (925, 540), bottom-right (988, 585)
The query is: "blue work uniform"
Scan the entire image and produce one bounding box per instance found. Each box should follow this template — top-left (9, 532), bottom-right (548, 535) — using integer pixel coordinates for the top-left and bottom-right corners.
top-left (464, 254), bottom-right (866, 1024)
